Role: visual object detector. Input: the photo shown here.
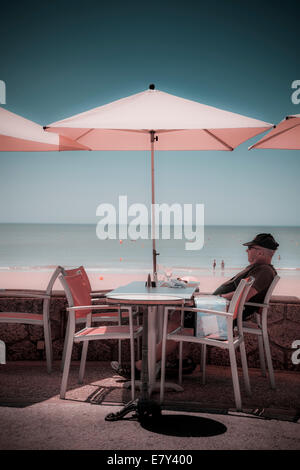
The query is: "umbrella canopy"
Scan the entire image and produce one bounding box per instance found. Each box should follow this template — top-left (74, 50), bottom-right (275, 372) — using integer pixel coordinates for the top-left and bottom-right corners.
top-left (249, 114), bottom-right (300, 150)
top-left (0, 107), bottom-right (88, 151)
top-left (45, 85), bottom-right (273, 278)
top-left (46, 86), bottom-right (272, 151)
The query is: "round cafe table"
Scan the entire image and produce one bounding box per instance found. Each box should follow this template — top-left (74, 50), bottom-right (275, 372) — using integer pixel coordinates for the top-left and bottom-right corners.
top-left (104, 283), bottom-right (195, 421)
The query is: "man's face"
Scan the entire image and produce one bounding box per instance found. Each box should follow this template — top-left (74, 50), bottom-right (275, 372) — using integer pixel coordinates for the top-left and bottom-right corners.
top-left (246, 245), bottom-right (263, 264)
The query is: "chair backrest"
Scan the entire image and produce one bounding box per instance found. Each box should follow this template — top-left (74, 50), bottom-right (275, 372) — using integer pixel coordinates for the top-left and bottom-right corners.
top-left (45, 265), bottom-right (65, 295)
top-left (59, 272), bottom-right (91, 319)
top-left (263, 274), bottom-right (280, 305)
top-left (228, 277), bottom-right (255, 321)
top-left (62, 266), bottom-right (92, 293)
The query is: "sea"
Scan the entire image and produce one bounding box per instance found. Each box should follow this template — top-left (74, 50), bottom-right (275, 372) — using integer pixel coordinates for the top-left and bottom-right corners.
top-left (0, 224), bottom-right (299, 279)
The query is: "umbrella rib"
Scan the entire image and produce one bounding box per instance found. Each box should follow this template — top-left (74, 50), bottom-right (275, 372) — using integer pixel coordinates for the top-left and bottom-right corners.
top-left (203, 129), bottom-right (234, 151)
top-left (76, 128), bottom-right (95, 142)
top-left (250, 120), bottom-right (300, 148)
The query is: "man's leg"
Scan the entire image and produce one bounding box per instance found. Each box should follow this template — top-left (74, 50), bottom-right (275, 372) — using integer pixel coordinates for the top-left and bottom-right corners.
top-left (135, 310), bottom-right (181, 371)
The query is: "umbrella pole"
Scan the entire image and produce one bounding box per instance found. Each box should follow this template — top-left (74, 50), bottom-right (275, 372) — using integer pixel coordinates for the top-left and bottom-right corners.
top-left (150, 130), bottom-right (158, 281)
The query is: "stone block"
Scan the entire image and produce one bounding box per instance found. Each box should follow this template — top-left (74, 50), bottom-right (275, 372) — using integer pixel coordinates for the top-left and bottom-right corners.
top-left (244, 349), bottom-right (261, 369)
top-left (49, 321), bottom-right (62, 341)
top-left (268, 303), bottom-right (285, 323)
top-left (28, 325), bottom-right (44, 341)
top-left (286, 304), bottom-right (300, 323)
top-left (244, 332), bottom-right (262, 355)
top-left (270, 322), bottom-right (300, 349)
top-left (207, 347), bottom-right (230, 367)
top-left (86, 341), bottom-right (112, 361)
top-left (8, 340), bottom-right (38, 361)
top-left (0, 323), bottom-right (28, 342)
top-left (49, 299), bottom-right (67, 322)
top-left (269, 343), bottom-right (285, 369)
top-left (52, 339), bottom-right (65, 360)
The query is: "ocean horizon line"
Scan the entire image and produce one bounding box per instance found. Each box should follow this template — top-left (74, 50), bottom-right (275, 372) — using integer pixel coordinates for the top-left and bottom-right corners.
top-left (0, 222), bottom-right (300, 228)
top-left (1, 265), bottom-right (299, 272)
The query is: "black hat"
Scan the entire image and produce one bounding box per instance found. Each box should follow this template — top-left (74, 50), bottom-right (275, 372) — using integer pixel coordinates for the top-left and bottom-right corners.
top-left (243, 233), bottom-right (279, 250)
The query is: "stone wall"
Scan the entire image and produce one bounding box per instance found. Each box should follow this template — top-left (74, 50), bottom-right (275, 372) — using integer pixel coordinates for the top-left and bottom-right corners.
top-left (0, 292), bottom-right (299, 371)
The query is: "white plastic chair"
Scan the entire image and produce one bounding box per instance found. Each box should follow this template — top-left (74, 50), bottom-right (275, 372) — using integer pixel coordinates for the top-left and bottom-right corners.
top-left (0, 266), bottom-right (62, 373)
top-left (60, 266), bottom-right (140, 369)
top-left (243, 275), bottom-right (280, 389)
top-left (160, 277), bottom-right (254, 411)
top-left (59, 272), bottom-right (143, 399)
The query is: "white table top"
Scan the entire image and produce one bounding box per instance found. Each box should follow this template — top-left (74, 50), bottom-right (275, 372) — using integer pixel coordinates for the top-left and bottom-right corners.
top-left (106, 281), bottom-right (197, 304)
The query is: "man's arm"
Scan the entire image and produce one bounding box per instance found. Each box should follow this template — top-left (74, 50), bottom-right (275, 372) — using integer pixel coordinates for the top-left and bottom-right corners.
top-left (221, 287), bottom-right (258, 302)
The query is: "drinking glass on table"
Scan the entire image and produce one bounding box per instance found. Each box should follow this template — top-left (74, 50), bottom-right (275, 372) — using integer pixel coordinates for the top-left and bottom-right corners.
top-left (164, 267), bottom-right (173, 283)
top-left (156, 269), bottom-right (165, 287)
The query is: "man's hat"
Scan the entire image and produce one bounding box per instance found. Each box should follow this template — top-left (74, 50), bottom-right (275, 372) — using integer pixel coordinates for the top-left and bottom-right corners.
top-left (243, 233), bottom-right (279, 250)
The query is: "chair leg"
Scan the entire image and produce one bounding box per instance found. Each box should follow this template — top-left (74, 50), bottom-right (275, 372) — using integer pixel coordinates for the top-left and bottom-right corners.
top-left (228, 344), bottom-right (242, 411)
top-left (239, 341), bottom-right (251, 396)
top-left (43, 318), bottom-right (52, 374)
top-left (61, 317), bottom-right (70, 371)
top-left (118, 307), bottom-right (122, 365)
top-left (43, 299), bottom-right (52, 374)
top-left (44, 326), bottom-right (52, 374)
top-left (257, 334), bottom-right (267, 377)
top-left (178, 341), bottom-right (183, 385)
top-left (201, 344), bottom-right (207, 385)
top-left (118, 339), bottom-right (122, 364)
top-left (129, 339), bottom-right (136, 401)
top-left (159, 309), bottom-right (169, 404)
top-left (60, 332), bottom-right (74, 399)
top-left (78, 340), bottom-right (89, 384)
top-left (262, 329), bottom-right (276, 389)
top-left (136, 314), bottom-right (141, 360)
top-left (128, 308), bottom-right (135, 401)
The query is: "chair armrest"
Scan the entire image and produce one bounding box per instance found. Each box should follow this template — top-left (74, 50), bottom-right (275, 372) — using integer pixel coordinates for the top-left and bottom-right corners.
top-left (244, 302), bottom-right (269, 308)
top-left (67, 304), bottom-right (130, 312)
top-left (0, 290), bottom-right (50, 299)
top-left (177, 306), bottom-right (233, 318)
top-left (91, 291), bottom-right (111, 296)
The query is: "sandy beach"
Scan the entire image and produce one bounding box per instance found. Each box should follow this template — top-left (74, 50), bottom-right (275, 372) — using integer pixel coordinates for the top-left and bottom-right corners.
top-left (0, 268), bottom-right (299, 298)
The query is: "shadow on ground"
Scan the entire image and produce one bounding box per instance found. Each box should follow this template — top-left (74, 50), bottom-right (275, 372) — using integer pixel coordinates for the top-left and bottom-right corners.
top-left (140, 413), bottom-right (227, 437)
top-left (0, 361), bottom-right (299, 422)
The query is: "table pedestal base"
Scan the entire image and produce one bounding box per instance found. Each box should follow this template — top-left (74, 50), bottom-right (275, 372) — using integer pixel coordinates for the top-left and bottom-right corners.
top-left (105, 398), bottom-right (161, 422)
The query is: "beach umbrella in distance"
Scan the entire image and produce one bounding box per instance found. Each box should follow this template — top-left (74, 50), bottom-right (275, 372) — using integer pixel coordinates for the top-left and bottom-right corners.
top-left (0, 107), bottom-right (89, 151)
top-left (249, 114), bottom-right (300, 150)
top-left (45, 84), bottom-right (273, 278)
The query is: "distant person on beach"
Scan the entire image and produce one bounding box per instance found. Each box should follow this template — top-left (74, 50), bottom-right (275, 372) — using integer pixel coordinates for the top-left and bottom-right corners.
top-left (221, 260), bottom-right (225, 270)
top-left (111, 233), bottom-right (279, 380)
top-left (213, 259), bottom-right (216, 270)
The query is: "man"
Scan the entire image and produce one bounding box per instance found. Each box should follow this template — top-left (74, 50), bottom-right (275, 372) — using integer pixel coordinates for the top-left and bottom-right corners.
top-left (213, 233), bottom-right (278, 319)
top-left (111, 233), bottom-right (279, 378)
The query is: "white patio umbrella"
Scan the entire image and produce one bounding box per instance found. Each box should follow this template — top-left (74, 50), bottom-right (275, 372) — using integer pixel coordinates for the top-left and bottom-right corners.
top-left (0, 107), bottom-right (88, 151)
top-left (45, 84), bottom-right (273, 278)
top-left (249, 114), bottom-right (300, 150)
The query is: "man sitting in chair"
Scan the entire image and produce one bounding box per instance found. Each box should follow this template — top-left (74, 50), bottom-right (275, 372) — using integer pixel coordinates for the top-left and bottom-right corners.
top-left (111, 233), bottom-right (279, 379)
top-left (213, 233), bottom-right (278, 319)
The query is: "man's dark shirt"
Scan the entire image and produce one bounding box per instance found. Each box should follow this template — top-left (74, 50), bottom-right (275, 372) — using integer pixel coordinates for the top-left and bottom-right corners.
top-left (213, 263), bottom-right (277, 319)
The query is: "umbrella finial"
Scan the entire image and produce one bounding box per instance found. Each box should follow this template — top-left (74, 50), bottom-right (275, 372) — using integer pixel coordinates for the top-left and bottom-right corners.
top-left (149, 84), bottom-right (155, 90)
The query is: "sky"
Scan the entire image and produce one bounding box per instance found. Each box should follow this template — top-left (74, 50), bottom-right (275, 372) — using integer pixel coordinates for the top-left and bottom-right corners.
top-left (0, 0), bottom-right (300, 226)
